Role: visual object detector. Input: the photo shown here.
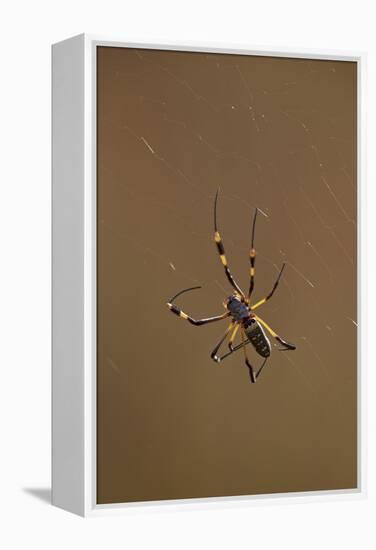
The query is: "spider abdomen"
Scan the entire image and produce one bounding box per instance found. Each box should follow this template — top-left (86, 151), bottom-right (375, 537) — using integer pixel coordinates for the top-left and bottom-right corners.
top-left (243, 318), bottom-right (271, 358)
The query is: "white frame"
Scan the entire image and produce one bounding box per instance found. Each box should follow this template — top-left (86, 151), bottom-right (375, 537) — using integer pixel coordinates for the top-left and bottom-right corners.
top-left (52, 33), bottom-right (366, 517)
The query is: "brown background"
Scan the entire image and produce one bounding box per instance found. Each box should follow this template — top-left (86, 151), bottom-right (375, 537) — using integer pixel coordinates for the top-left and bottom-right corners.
top-left (96, 47), bottom-right (357, 504)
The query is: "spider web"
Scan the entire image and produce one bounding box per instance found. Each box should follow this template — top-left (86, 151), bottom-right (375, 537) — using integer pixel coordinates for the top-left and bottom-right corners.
top-left (96, 47), bottom-right (357, 501)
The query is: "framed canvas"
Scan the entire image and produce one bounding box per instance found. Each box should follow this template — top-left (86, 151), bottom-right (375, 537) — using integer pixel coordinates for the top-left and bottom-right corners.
top-left (52, 34), bottom-right (365, 516)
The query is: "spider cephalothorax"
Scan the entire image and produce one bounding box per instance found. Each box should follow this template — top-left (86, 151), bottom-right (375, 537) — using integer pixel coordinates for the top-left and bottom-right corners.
top-left (167, 189), bottom-right (296, 383)
top-left (226, 294), bottom-right (250, 321)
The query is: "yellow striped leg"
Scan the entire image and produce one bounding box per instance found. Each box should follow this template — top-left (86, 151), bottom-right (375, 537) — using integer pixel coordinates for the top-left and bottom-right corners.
top-left (167, 302), bottom-right (230, 326)
top-left (228, 322), bottom-right (240, 351)
top-left (214, 189), bottom-right (245, 298)
top-left (214, 231), bottom-right (245, 298)
top-left (254, 315), bottom-right (296, 350)
top-left (251, 263), bottom-right (286, 310)
top-left (248, 248), bottom-right (256, 299)
top-left (210, 321), bottom-right (235, 363)
top-left (248, 207), bottom-right (258, 299)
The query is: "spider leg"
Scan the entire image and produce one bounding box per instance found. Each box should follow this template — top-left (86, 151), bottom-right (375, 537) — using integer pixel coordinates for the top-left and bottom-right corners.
top-left (211, 323), bottom-right (268, 383)
top-left (167, 304), bottom-right (230, 326)
top-left (213, 332), bottom-right (251, 362)
top-left (228, 322), bottom-right (240, 351)
top-left (251, 263), bottom-right (286, 310)
top-left (255, 357), bottom-right (269, 379)
top-left (248, 207), bottom-right (258, 300)
top-left (241, 329), bottom-right (257, 383)
top-left (167, 286), bottom-right (230, 325)
top-left (214, 189), bottom-right (245, 298)
top-left (210, 321), bottom-right (236, 363)
top-left (221, 337), bottom-right (251, 358)
top-left (254, 315), bottom-right (296, 351)
top-left (217, 330), bottom-right (269, 381)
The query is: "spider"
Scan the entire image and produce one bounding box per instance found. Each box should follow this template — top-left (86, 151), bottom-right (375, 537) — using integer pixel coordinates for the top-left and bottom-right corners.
top-left (167, 189), bottom-right (296, 383)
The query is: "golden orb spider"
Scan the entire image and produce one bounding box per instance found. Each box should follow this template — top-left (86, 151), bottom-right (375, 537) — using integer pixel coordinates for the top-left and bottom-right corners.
top-left (167, 189), bottom-right (296, 383)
